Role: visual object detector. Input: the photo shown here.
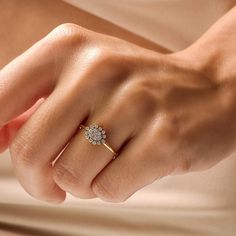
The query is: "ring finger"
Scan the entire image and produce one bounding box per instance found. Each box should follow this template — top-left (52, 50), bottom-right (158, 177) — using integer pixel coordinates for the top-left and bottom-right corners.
top-left (52, 97), bottom-right (138, 199)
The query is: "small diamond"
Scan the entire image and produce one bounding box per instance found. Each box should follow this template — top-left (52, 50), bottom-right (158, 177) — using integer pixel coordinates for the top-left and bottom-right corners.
top-left (102, 130), bottom-right (105, 134)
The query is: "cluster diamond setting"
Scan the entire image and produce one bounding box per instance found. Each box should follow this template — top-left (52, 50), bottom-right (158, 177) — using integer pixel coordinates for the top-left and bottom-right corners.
top-left (84, 124), bottom-right (106, 145)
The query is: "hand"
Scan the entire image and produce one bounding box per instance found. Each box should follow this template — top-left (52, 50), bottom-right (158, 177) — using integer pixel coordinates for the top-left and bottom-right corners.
top-left (1, 23), bottom-right (235, 203)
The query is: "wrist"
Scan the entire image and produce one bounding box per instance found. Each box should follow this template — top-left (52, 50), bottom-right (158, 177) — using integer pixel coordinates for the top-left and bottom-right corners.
top-left (167, 29), bottom-right (236, 112)
top-left (179, 39), bottom-right (234, 83)
top-left (173, 39), bottom-right (221, 82)
top-left (172, 5), bottom-right (236, 86)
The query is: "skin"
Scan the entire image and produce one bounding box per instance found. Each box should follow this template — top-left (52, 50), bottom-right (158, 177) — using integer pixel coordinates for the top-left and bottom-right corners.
top-left (0, 0), bottom-right (167, 153)
top-left (1, 3), bottom-right (236, 203)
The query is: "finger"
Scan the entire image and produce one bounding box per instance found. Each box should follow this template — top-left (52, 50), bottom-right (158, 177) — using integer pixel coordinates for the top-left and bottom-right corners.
top-left (0, 98), bottom-right (44, 153)
top-left (9, 84), bottom-right (90, 203)
top-left (52, 112), bottom-right (132, 199)
top-left (0, 31), bottom-right (60, 126)
top-left (91, 123), bottom-right (176, 203)
top-left (52, 85), bottom-right (154, 199)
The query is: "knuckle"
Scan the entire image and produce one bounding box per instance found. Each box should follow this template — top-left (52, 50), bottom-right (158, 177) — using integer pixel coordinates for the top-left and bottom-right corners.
top-left (97, 49), bottom-right (115, 63)
top-left (75, 47), bottom-right (122, 90)
top-left (52, 23), bottom-right (83, 38)
top-left (129, 80), bottom-right (151, 100)
top-left (119, 79), bottom-right (158, 117)
top-left (90, 47), bottom-right (122, 69)
top-left (134, 79), bottom-right (158, 104)
top-left (92, 178), bottom-right (126, 203)
top-left (54, 23), bottom-right (81, 33)
top-left (45, 23), bottom-right (88, 49)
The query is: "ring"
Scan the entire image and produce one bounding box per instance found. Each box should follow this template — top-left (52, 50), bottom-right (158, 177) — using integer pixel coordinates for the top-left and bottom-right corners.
top-left (79, 124), bottom-right (118, 158)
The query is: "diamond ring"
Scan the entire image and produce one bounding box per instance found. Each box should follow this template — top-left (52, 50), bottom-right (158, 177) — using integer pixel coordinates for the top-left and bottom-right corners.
top-left (79, 124), bottom-right (118, 158)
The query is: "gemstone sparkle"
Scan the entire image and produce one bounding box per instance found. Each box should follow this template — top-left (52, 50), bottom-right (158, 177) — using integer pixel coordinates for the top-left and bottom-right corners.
top-left (84, 124), bottom-right (106, 145)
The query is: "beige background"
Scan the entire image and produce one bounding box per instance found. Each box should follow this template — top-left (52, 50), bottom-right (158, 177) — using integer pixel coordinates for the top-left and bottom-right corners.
top-left (1, 0), bottom-right (236, 235)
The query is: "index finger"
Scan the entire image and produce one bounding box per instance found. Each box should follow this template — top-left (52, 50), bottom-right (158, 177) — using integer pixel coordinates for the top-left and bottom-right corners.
top-left (0, 32), bottom-right (59, 126)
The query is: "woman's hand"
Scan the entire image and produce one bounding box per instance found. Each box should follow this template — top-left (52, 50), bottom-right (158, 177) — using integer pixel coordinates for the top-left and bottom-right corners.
top-left (1, 23), bottom-right (236, 203)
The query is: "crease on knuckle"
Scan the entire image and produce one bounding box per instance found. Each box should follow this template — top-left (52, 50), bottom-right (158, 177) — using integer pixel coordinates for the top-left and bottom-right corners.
top-left (92, 178), bottom-right (125, 203)
top-left (53, 163), bottom-right (82, 190)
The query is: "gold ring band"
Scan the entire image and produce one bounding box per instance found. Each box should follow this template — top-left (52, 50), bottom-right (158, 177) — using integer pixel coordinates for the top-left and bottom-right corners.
top-left (79, 124), bottom-right (118, 158)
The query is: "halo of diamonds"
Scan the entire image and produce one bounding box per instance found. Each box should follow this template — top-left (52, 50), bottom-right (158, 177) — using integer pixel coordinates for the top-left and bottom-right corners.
top-left (84, 124), bottom-right (106, 145)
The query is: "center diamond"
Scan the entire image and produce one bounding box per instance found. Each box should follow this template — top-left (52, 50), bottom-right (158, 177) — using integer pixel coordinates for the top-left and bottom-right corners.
top-left (84, 124), bottom-right (106, 145)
